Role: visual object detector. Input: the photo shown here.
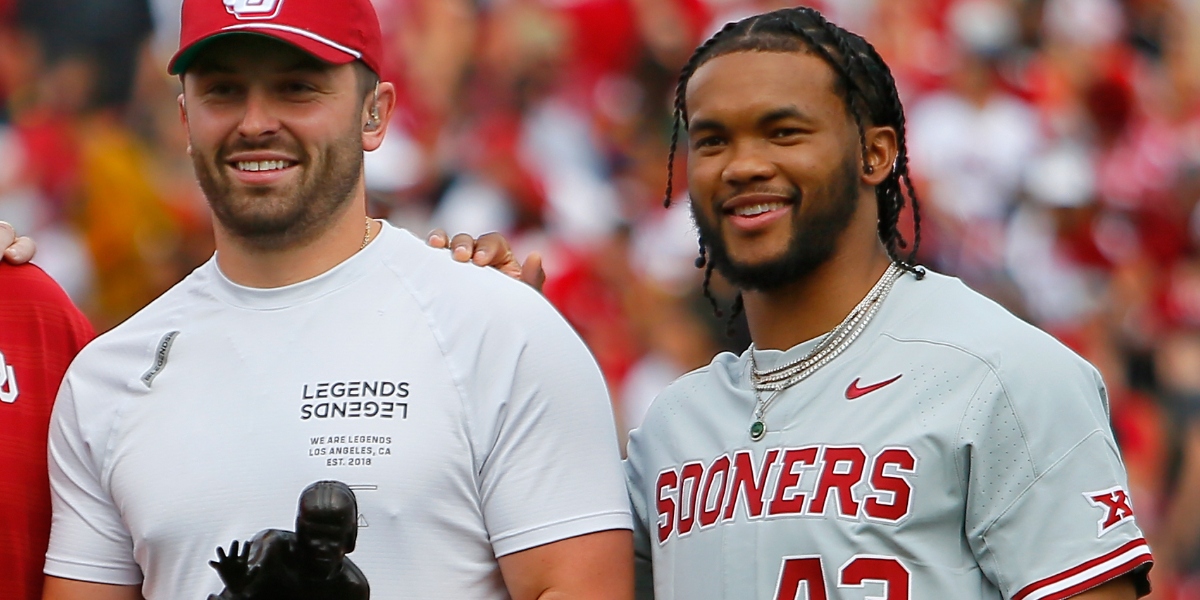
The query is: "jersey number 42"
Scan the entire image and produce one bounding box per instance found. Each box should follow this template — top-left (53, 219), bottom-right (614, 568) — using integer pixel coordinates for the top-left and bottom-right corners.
top-left (775, 555), bottom-right (908, 600)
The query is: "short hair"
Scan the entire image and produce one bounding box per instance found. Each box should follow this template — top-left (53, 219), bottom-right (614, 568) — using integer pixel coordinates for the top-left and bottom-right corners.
top-left (353, 61), bottom-right (379, 104)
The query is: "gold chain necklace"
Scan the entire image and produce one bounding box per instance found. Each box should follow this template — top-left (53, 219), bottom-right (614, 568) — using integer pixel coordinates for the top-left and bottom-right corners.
top-left (361, 217), bottom-right (373, 250)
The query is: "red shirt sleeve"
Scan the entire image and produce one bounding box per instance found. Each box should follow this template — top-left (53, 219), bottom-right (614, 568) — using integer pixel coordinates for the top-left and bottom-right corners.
top-left (0, 263), bottom-right (95, 600)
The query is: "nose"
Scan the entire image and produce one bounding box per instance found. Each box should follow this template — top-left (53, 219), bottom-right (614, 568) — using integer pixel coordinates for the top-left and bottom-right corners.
top-left (721, 141), bottom-right (776, 186)
top-left (236, 87), bottom-right (280, 139)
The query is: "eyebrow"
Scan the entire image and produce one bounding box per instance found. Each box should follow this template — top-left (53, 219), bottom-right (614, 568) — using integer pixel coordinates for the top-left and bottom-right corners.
top-left (688, 117), bottom-right (725, 134)
top-left (688, 105), bottom-right (815, 134)
top-left (757, 106), bottom-right (813, 126)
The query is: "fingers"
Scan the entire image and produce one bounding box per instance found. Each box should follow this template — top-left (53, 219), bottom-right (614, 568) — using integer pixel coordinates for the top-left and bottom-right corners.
top-left (449, 233), bottom-right (476, 262)
top-left (426, 228), bottom-right (449, 249)
top-left (240, 541), bottom-right (251, 560)
top-left (471, 232), bottom-right (514, 267)
top-left (520, 252), bottom-right (546, 293)
top-left (7, 237), bottom-right (35, 264)
top-left (0, 221), bottom-right (36, 265)
top-left (423, 230), bottom-right (543, 292)
top-left (425, 228), bottom-right (480, 262)
top-left (428, 230), bottom-right (518, 267)
top-left (429, 230), bottom-right (511, 265)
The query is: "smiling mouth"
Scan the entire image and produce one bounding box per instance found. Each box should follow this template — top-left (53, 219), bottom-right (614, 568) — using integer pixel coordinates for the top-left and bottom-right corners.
top-left (233, 160), bottom-right (296, 172)
top-left (728, 201), bottom-right (788, 217)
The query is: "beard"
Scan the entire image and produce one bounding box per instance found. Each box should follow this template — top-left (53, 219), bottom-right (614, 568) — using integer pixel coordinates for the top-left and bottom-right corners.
top-left (193, 127), bottom-right (363, 251)
top-left (692, 154), bottom-right (861, 292)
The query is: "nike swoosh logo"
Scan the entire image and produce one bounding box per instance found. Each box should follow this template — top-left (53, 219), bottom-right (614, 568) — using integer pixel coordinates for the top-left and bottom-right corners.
top-left (845, 374), bottom-right (903, 400)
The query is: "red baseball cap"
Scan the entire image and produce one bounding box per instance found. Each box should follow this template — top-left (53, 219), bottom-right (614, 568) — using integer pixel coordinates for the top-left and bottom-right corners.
top-left (169, 0), bottom-right (384, 77)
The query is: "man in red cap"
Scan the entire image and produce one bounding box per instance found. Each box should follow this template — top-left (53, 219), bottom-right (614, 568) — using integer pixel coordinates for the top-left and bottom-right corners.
top-left (41, 0), bottom-right (633, 598)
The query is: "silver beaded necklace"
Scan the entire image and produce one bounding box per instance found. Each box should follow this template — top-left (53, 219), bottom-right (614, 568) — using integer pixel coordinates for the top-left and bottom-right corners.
top-left (746, 263), bottom-right (904, 441)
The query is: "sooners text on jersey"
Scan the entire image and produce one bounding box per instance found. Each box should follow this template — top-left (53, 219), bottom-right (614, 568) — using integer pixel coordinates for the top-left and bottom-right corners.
top-left (655, 444), bottom-right (918, 544)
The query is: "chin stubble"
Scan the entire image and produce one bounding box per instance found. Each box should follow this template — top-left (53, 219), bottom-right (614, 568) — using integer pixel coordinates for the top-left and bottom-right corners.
top-left (195, 130), bottom-right (363, 251)
top-left (693, 156), bottom-right (861, 292)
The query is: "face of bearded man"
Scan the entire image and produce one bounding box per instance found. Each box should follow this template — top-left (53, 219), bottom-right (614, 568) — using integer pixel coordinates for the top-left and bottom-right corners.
top-left (691, 150), bottom-right (860, 292)
top-left (684, 50), bottom-right (866, 292)
top-left (184, 35), bottom-right (366, 251)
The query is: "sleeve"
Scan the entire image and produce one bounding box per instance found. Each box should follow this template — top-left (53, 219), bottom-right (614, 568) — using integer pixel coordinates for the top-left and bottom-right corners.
top-left (44, 375), bottom-right (143, 585)
top-left (961, 367), bottom-right (1152, 600)
top-left (625, 454), bottom-right (656, 600)
top-left (458, 282), bottom-right (633, 557)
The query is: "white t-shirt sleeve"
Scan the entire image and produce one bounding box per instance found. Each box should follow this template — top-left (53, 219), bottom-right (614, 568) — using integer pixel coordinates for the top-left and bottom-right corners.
top-left (44, 375), bottom-right (143, 584)
top-left (440, 273), bottom-right (632, 557)
top-left (962, 367), bottom-right (1152, 599)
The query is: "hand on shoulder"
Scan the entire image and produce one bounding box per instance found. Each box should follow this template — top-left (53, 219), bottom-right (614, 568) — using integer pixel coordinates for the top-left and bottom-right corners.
top-left (426, 229), bottom-right (545, 292)
top-left (0, 221), bottom-right (35, 264)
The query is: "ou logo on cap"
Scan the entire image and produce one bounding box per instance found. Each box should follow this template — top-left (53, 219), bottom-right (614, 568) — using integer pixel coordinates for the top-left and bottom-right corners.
top-left (224, 0), bottom-right (284, 20)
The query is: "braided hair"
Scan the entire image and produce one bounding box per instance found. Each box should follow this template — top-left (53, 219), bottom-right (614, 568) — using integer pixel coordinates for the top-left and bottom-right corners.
top-left (667, 7), bottom-right (925, 325)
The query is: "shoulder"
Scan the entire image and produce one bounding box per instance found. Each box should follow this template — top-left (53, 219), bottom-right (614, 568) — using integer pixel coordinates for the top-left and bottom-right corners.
top-left (0, 263), bottom-right (94, 355)
top-left (886, 271), bottom-right (1111, 455)
top-left (251, 529), bottom-right (296, 556)
top-left (65, 262), bottom-right (211, 400)
top-left (629, 351), bottom-right (742, 455)
top-left (648, 352), bottom-right (739, 410)
top-left (378, 227), bottom-right (550, 317)
top-left (882, 270), bottom-right (1096, 384)
top-left (376, 227), bottom-right (580, 350)
top-left (0, 262), bottom-right (73, 304)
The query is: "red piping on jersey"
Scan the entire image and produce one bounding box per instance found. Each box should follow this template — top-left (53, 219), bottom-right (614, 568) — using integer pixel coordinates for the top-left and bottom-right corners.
top-left (1012, 538), bottom-right (1152, 600)
top-left (845, 374), bottom-right (903, 400)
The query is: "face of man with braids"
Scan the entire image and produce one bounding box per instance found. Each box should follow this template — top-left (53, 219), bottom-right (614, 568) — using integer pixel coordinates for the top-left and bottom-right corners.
top-left (663, 8), bottom-right (926, 311)
top-left (685, 49), bottom-right (894, 292)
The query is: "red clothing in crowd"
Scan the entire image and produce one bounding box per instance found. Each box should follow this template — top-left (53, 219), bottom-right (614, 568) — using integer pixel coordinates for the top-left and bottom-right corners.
top-left (0, 263), bottom-right (94, 600)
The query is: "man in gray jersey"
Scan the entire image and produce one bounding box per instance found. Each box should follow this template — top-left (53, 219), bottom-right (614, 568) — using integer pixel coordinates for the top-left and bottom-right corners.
top-left (616, 7), bottom-right (1152, 600)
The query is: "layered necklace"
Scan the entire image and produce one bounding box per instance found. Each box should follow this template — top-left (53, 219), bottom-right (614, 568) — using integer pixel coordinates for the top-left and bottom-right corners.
top-left (746, 263), bottom-right (905, 441)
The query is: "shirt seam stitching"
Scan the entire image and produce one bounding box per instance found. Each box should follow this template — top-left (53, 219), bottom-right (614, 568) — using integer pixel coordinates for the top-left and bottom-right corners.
top-left (384, 260), bottom-right (482, 494)
top-left (490, 510), bottom-right (633, 553)
top-left (879, 333), bottom-right (1040, 594)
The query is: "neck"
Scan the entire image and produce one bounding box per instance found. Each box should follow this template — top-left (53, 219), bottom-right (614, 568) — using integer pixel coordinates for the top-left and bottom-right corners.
top-left (742, 198), bottom-right (894, 350)
top-left (212, 185), bottom-right (375, 289)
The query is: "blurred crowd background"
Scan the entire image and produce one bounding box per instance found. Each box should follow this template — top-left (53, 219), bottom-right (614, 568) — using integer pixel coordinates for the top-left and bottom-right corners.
top-left (1, 0), bottom-right (1199, 595)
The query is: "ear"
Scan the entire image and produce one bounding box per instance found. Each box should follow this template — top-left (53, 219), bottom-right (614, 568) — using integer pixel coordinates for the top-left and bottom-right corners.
top-left (861, 125), bottom-right (898, 186)
top-left (178, 93), bottom-right (192, 156)
top-left (361, 81), bottom-right (397, 152)
top-left (344, 523), bottom-right (357, 553)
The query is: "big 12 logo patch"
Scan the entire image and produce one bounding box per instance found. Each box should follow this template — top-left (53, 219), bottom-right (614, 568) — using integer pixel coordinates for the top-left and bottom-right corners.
top-left (1085, 486), bottom-right (1136, 537)
top-left (224, 0), bottom-right (284, 20)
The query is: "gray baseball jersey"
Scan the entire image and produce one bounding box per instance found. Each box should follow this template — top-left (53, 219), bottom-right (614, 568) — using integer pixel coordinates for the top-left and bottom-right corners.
top-left (626, 270), bottom-right (1152, 599)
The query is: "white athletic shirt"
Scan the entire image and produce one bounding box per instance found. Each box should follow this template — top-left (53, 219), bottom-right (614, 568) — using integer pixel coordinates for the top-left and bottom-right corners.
top-left (626, 270), bottom-right (1152, 600)
top-left (46, 223), bottom-right (632, 599)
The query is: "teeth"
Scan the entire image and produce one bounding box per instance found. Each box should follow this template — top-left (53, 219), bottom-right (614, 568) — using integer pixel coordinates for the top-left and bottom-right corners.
top-left (733, 202), bottom-right (785, 217)
top-left (236, 160), bottom-right (290, 172)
